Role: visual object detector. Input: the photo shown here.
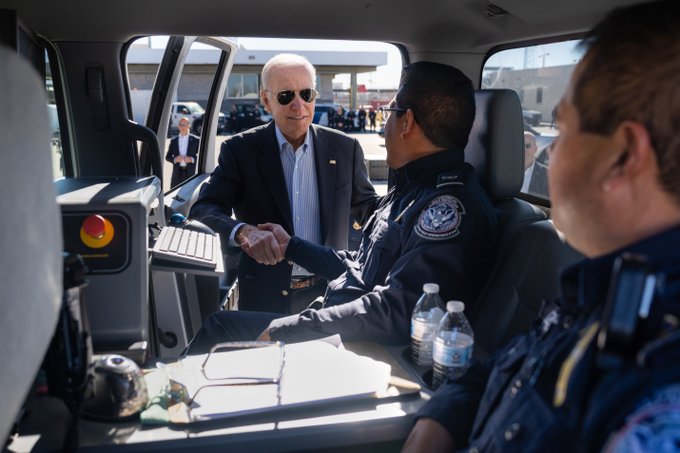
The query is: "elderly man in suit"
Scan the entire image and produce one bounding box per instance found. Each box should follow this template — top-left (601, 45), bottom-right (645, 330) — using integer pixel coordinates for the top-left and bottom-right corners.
top-left (190, 53), bottom-right (378, 314)
top-left (165, 116), bottom-right (199, 187)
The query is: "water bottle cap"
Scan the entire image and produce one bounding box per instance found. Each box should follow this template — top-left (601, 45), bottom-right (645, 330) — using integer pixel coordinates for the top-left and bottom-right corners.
top-left (446, 301), bottom-right (465, 313)
top-left (422, 283), bottom-right (439, 294)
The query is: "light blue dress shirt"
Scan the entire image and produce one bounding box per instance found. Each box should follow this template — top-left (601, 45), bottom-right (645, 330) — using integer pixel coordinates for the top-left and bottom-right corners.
top-left (276, 126), bottom-right (321, 276)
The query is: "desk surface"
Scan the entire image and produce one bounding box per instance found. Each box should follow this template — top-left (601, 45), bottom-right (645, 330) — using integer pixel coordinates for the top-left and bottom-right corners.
top-left (9, 343), bottom-right (434, 453)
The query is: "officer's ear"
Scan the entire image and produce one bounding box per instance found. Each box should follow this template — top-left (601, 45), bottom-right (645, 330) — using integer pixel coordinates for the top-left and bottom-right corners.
top-left (400, 109), bottom-right (416, 138)
top-left (602, 121), bottom-right (654, 194)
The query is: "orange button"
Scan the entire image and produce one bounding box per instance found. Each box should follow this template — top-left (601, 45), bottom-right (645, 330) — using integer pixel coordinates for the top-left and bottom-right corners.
top-left (80, 215), bottom-right (115, 248)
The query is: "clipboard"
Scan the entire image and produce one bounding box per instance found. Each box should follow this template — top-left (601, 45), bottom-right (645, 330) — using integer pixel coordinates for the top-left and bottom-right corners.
top-left (153, 338), bottom-right (420, 425)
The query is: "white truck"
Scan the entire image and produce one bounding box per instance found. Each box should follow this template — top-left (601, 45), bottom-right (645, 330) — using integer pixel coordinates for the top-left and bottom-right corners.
top-left (129, 91), bottom-right (225, 136)
top-left (171, 101), bottom-right (227, 135)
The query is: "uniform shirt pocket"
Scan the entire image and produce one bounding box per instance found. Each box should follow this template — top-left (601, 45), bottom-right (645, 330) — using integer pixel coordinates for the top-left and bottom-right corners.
top-left (361, 219), bottom-right (402, 287)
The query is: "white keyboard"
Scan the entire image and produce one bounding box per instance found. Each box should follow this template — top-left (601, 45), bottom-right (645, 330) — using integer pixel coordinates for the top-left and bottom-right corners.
top-left (151, 226), bottom-right (219, 269)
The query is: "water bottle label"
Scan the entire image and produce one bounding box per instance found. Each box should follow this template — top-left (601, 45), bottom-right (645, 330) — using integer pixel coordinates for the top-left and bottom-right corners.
top-left (433, 334), bottom-right (473, 367)
top-left (411, 318), bottom-right (436, 340)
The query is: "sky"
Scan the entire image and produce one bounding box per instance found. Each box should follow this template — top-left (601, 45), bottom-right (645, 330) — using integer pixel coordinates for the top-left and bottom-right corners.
top-left (485, 39), bottom-right (583, 70)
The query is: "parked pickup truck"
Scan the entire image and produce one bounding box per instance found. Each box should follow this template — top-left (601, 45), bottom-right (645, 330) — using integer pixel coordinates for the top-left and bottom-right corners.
top-left (170, 101), bottom-right (226, 135)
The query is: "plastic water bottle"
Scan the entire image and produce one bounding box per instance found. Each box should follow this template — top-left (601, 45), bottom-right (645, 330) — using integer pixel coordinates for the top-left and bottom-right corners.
top-left (411, 283), bottom-right (446, 366)
top-left (432, 301), bottom-right (474, 389)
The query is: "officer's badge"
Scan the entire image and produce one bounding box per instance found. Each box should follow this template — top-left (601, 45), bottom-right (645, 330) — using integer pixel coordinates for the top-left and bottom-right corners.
top-left (604, 384), bottom-right (680, 452)
top-left (414, 195), bottom-right (465, 240)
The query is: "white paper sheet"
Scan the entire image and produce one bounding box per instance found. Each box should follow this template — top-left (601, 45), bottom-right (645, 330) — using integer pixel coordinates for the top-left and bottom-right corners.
top-left (170, 338), bottom-right (392, 421)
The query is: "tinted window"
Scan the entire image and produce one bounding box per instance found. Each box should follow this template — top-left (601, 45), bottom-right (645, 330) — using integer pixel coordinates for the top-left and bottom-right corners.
top-left (46, 51), bottom-right (65, 179)
top-left (483, 40), bottom-right (584, 202)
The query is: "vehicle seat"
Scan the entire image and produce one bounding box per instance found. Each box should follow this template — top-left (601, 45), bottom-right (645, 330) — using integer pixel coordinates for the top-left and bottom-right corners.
top-left (0, 45), bottom-right (63, 441)
top-left (464, 89), bottom-right (582, 360)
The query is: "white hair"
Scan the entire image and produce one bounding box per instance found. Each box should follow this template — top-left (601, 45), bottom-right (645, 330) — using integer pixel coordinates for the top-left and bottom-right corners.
top-left (261, 53), bottom-right (316, 90)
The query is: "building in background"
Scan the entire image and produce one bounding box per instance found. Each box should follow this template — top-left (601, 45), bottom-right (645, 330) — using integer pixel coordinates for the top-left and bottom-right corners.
top-left (127, 44), bottom-right (392, 118)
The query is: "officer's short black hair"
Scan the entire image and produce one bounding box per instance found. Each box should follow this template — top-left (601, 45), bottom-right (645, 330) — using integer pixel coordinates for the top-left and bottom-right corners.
top-left (396, 61), bottom-right (475, 150)
top-left (574, 0), bottom-right (680, 203)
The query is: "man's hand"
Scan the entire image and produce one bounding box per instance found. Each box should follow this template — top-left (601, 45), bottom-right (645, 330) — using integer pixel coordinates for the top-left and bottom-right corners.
top-left (402, 418), bottom-right (454, 453)
top-left (258, 223), bottom-right (291, 257)
top-left (173, 155), bottom-right (183, 164)
top-left (236, 224), bottom-right (283, 265)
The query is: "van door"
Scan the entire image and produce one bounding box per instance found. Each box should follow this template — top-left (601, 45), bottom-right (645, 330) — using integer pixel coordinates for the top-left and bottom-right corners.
top-left (131, 36), bottom-right (237, 217)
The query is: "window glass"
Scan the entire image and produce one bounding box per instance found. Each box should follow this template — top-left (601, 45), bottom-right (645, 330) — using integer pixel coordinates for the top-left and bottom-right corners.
top-left (46, 51), bottom-right (65, 179)
top-left (227, 73), bottom-right (259, 98)
top-left (482, 39), bottom-right (584, 201)
top-left (127, 37), bottom-right (401, 194)
top-left (127, 38), bottom-right (222, 192)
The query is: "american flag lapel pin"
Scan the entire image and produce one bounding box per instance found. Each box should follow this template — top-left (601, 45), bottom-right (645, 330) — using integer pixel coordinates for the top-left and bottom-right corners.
top-left (329, 159), bottom-right (336, 165)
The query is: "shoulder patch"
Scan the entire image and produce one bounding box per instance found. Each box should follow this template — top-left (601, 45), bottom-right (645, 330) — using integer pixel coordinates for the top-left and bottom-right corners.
top-left (414, 195), bottom-right (465, 240)
top-left (603, 383), bottom-right (680, 453)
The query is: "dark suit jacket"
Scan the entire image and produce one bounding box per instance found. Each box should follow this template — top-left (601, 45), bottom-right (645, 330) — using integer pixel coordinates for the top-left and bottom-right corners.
top-left (190, 122), bottom-right (379, 312)
top-left (527, 161), bottom-right (549, 198)
top-left (165, 134), bottom-right (200, 187)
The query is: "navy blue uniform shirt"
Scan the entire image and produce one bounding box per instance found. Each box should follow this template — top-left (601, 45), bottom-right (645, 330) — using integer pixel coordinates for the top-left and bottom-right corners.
top-left (417, 224), bottom-right (680, 452)
top-left (268, 148), bottom-right (498, 344)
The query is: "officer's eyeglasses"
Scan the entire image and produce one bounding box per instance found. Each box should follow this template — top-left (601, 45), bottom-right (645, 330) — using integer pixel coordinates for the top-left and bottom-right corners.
top-left (379, 106), bottom-right (407, 121)
top-left (265, 88), bottom-right (318, 106)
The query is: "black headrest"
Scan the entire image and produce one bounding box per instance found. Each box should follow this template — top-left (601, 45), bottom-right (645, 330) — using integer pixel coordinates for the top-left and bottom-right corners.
top-left (464, 89), bottom-right (525, 200)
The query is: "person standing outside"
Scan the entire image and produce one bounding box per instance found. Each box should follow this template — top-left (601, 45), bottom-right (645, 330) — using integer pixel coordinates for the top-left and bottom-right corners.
top-left (185, 61), bottom-right (498, 354)
top-left (227, 105), bottom-right (238, 133)
top-left (404, 1), bottom-right (680, 451)
top-left (521, 131), bottom-right (550, 197)
top-left (253, 103), bottom-right (263, 126)
top-left (376, 107), bottom-right (384, 130)
top-left (346, 109), bottom-right (357, 132)
top-left (164, 116), bottom-right (199, 187)
top-left (368, 108), bottom-right (377, 131)
top-left (358, 106), bottom-right (367, 132)
top-left (190, 54), bottom-right (378, 314)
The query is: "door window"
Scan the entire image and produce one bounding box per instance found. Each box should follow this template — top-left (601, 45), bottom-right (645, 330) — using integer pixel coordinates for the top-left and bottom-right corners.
top-left (483, 40), bottom-right (584, 202)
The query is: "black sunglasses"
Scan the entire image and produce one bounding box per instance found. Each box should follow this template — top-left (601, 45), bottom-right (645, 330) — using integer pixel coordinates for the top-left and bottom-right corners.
top-left (379, 106), bottom-right (407, 121)
top-left (265, 88), bottom-right (318, 106)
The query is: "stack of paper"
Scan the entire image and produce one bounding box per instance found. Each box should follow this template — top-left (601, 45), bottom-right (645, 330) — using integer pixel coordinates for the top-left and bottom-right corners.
top-left (167, 338), bottom-right (392, 422)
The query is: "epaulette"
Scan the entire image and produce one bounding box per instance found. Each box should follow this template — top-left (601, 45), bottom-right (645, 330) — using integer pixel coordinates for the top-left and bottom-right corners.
top-left (436, 170), bottom-right (464, 189)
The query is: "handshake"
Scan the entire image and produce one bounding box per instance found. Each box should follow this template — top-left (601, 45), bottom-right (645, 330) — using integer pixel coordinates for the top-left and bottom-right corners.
top-left (235, 223), bottom-right (291, 265)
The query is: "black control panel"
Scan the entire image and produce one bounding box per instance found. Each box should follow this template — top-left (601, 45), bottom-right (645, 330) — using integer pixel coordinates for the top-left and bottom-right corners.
top-left (62, 211), bottom-right (131, 274)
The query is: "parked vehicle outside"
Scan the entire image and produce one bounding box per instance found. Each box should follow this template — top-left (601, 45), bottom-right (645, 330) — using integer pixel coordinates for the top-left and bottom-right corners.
top-left (313, 103), bottom-right (340, 127)
top-left (170, 101), bottom-right (226, 136)
top-left (522, 109), bottom-right (542, 126)
top-left (229, 103), bottom-right (270, 132)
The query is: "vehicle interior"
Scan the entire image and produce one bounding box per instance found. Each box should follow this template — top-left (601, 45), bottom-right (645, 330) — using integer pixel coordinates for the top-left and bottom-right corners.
top-left (0, 0), bottom-right (651, 451)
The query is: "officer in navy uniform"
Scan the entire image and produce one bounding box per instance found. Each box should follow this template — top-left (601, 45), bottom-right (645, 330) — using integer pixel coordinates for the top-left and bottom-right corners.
top-left (185, 61), bottom-right (498, 352)
top-left (404, 2), bottom-right (680, 451)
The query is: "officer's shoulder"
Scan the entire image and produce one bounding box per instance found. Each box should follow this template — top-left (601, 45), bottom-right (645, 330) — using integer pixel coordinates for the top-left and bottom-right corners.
top-left (408, 169), bottom-right (475, 240)
top-left (411, 192), bottom-right (466, 241)
top-left (603, 383), bottom-right (680, 451)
